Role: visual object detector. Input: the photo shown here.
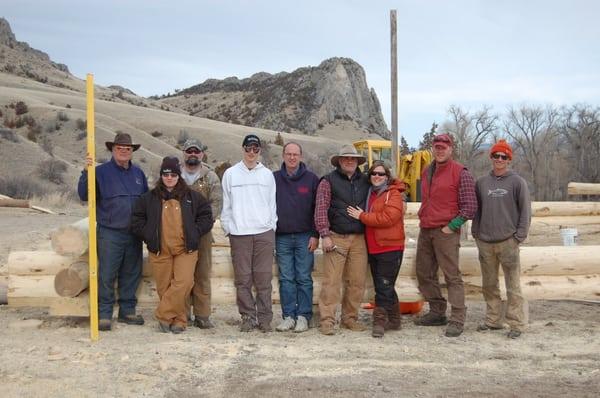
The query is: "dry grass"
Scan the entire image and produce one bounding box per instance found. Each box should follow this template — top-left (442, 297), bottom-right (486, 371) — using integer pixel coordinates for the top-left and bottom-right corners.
top-left (30, 191), bottom-right (80, 211)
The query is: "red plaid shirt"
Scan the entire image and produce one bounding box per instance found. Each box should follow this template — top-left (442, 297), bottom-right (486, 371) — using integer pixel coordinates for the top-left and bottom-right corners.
top-left (458, 169), bottom-right (477, 220)
top-left (314, 179), bottom-right (332, 237)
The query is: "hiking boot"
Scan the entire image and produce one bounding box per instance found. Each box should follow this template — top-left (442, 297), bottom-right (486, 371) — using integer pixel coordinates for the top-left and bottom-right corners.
top-left (240, 315), bottom-right (257, 332)
top-left (194, 317), bottom-right (215, 329)
top-left (372, 307), bottom-right (387, 338)
top-left (385, 304), bottom-right (402, 331)
top-left (414, 312), bottom-right (448, 326)
top-left (99, 319), bottom-right (112, 331)
top-left (258, 322), bottom-right (272, 333)
top-left (341, 319), bottom-right (367, 332)
top-left (319, 322), bottom-right (335, 336)
top-left (158, 322), bottom-right (171, 333)
top-left (477, 323), bottom-right (504, 332)
top-left (507, 330), bottom-right (522, 339)
top-left (294, 316), bottom-right (309, 333)
top-left (276, 316), bottom-right (296, 332)
top-left (171, 325), bottom-right (185, 334)
top-left (445, 321), bottom-right (464, 337)
top-left (117, 314), bottom-right (145, 325)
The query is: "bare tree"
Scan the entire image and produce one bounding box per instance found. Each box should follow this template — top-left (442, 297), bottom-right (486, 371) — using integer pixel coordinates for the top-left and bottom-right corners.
top-left (504, 105), bottom-right (559, 200)
top-left (559, 104), bottom-right (600, 183)
top-left (443, 105), bottom-right (498, 170)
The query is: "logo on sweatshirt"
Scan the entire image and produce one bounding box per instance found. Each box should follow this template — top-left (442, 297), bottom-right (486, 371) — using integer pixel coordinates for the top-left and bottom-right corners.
top-left (488, 188), bottom-right (508, 198)
top-left (297, 186), bottom-right (309, 195)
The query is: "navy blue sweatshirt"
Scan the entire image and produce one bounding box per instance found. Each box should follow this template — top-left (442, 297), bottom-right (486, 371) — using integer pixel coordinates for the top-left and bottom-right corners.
top-left (273, 162), bottom-right (319, 236)
top-left (78, 157), bottom-right (148, 230)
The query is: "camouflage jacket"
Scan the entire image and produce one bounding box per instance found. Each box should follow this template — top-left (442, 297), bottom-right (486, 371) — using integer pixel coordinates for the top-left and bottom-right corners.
top-left (185, 164), bottom-right (222, 221)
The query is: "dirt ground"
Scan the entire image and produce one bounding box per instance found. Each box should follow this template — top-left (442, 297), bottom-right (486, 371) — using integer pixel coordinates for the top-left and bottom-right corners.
top-left (1, 207), bottom-right (599, 398)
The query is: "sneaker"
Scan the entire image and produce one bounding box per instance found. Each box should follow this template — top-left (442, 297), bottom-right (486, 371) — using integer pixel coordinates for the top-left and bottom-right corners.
top-left (194, 317), bottom-right (215, 329)
top-left (258, 322), bottom-right (272, 333)
top-left (507, 330), bottom-right (522, 339)
top-left (276, 316), bottom-right (296, 332)
top-left (477, 323), bottom-right (504, 332)
top-left (294, 316), bottom-right (309, 333)
top-left (341, 319), bottom-right (367, 332)
top-left (171, 325), bottom-right (185, 334)
top-left (117, 314), bottom-right (145, 325)
top-left (158, 322), bottom-right (171, 333)
top-left (240, 315), bottom-right (257, 332)
top-left (319, 322), bottom-right (335, 336)
top-left (445, 321), bottom-right (464, 337)
top-left (99, 319), bottom-right (112, 331)
top-left (414, 312), bottom-right (448, 326)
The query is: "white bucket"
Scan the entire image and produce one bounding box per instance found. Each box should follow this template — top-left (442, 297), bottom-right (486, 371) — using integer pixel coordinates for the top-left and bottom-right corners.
top-left (559, 228), bottom-right (578, 246)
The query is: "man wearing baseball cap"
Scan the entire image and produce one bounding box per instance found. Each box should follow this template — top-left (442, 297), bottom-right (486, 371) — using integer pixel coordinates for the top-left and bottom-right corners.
top-left (414, 133), bottom-right (477, 337)
top-left (472, 139), bottom-right (531, 339)
top-left (180, 139), bottom-right (222, 329)
top-left (220, 133), bottom-right (277, 332)
top-left (77, 132), bottom-right (148, 331)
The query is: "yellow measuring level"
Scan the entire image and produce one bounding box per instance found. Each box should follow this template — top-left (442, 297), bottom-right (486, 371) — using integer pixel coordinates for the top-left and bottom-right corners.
top-left (86, 74), bottom-right (99, 341)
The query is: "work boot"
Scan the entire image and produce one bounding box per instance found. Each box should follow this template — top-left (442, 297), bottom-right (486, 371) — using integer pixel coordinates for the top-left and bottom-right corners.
top-left (507, 330), bottom-right (522, 339)
top-left (445, 321), bottom-right (464, 337)
top-left (194, 316), bottom-right (215, 329)
top-left (276, 316), bottom-right (296, 332)
top-left (157, 321), bottom-right (171, 333)
top-left (385, 304), bottom-right (402, 331)
top-left (240, 315), bottom-right (257, 332)
top-left (414, 312), bottom-right (448, 326)
top-left (341, 319), bottom-right (367, 332)
top-left (476, 323), bottom-right (504, 332)
top-left (319, 322), bottom-right (335, 336)
top-left (117, 314), bottom-right (145, 325)
top-left (171, 324), bottom-right (185, 334)
top-left (99, 319), bottom-right (112, 331)
top-left (372, 307), bottom-right (388, 338)
top-left (258, 322), bottom-right (272, 333)
top-left (294, 316), bottom-right (309, 333)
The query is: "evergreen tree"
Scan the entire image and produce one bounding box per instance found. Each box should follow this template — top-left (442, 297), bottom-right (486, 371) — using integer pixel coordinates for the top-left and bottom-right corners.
top-left (419, 122), bottom-right (438, 150)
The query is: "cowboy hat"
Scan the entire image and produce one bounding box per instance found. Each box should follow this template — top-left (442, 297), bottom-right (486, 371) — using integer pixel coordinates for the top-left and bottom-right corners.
top-left (330, 144), bottom-right (367, 167)
top-left (105, 132), bottom-right (141, 152)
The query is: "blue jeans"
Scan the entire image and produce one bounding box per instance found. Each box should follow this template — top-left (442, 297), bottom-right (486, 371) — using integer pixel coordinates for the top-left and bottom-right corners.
top-left (97, 225), bottom-right (143, 319)
top-left (275, 232), bottom-right (314, 320)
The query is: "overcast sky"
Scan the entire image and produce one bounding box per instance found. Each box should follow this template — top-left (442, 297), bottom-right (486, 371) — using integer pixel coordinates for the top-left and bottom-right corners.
top-left (3, 0), bottom-right (600, 146)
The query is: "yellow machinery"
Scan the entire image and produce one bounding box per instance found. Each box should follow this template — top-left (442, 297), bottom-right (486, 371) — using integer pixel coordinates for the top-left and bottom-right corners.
top-left (353, 140), bottom-right (432, 202)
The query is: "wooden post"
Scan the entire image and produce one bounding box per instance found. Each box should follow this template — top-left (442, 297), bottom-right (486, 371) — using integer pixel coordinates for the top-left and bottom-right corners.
top-left (86, 74), bottom-right (99, 342)
top-left (390, 9), bottom-right (399, 175)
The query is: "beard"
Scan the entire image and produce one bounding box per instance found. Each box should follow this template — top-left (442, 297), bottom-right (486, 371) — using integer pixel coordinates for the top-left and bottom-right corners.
top-left (185, 156), bottom-right (200, 166)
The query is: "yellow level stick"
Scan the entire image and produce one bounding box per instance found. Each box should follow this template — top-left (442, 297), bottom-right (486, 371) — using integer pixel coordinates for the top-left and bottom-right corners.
top-left (86, 74), bottom-right (99, 341)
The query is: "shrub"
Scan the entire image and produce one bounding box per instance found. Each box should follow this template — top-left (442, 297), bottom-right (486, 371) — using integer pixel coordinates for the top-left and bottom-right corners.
top-left (0, 128), bottom-right (19, 142)
top-left (57, 111), bottom-right (69, 121)
top-left (37, 159), bottom-right (68, 184)
top-left (27, 124), bottom-right (42, 142)
top-left (151, 131), bottom-right (163, 137)
top-left (0, 109), bottom-right (3, 117)
top-left (3, 117), bottom-right (16, 129)
top-left (0, 175), bottom-right (49, 199)
top-left (274, 132), bottom-right (284, 146)
top-left (177, 129), bottom-right (190, 146)
top-left (39, 136), bottom-right (54, 156)
top-left (75, 118), bottom-right (86, 130)
top-left (15, 101), bottom-right (28, 115)
top-left (65, 104), bottom-right (72, 109)
top-left (45, 123), bottom-right (55, 133)
top-left (214, 162), bottom-right (231, 181)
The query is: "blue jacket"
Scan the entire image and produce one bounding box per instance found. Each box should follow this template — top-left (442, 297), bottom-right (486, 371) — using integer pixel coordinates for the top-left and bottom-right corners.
top-left (78, 158), bottom-right (148, 230)
top-left (273, 162), bottom-right (319, 236)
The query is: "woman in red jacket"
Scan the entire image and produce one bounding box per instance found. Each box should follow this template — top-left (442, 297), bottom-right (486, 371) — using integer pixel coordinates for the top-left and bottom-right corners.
top-left (347, 160), bottom-right (406, 338)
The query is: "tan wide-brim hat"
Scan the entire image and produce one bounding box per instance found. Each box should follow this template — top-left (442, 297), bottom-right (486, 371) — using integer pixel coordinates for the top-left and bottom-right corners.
top-left (330, 144), bottom-right (367, 167)
top-left (105, 132), bottom-right (141, 152)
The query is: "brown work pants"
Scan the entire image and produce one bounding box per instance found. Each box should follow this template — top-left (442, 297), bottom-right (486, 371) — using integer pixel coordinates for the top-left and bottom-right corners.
top-left (229, 230), bottom-right (275, 325)
top-left (319, 232), bottom-right (368, 327)
top-left (150, 249), bottom-right (197, 328)
top-left (476, 237), bottom-right (526, 332)
top-left (189, 231), bottom-right (213, 318)
top-left (416, 227), bottom-right (466, 324)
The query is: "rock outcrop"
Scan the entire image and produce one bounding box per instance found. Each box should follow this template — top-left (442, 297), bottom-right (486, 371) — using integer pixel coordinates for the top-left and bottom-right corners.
top-left (162, 57), bottom-right (389, 138)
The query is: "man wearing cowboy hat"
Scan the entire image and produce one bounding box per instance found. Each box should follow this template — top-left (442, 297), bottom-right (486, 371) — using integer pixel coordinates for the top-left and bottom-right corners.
top-left (180, 139), bottom-right (222, 329)
top-left (78, 132), bottom-right (148, 331)
top-left (314, 144), bottom-right (370, 335)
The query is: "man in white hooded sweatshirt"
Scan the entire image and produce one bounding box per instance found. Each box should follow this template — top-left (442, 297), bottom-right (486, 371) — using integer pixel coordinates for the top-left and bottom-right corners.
top-left (221, 134), bottom-right (277, 332)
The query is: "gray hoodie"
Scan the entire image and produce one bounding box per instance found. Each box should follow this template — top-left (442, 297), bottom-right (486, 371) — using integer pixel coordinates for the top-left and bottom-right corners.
top-left (471, 170), bottom-right (531, 243)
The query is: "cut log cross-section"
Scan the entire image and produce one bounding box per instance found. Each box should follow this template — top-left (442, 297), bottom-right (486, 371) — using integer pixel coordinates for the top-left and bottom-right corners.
top-left (50, 218), bottom-right (89, 257)
top-left (54, 260), bottom-right (89, 297)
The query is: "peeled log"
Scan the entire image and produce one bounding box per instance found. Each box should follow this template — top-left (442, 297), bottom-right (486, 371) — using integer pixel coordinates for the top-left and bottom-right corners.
top-left (54, 260), bottom-right (89, 297)
top-left (8, 251), bottom-right (74, 275)
top-left (568, 182), bottom-right (600, 196)
top-left (405, 202), bottom-right (600, 219)
top-left (50, 218), bottom-right (89, 257)
top-left (0, 198), bottom-right (29, 208)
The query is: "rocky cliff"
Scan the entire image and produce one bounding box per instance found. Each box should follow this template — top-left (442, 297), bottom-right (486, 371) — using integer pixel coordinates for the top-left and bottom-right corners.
top-left (160, 57), bottom-right (389, 138)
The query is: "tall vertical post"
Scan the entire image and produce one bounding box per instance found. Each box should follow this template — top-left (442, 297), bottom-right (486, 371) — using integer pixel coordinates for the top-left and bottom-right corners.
top-left (86, 74), bottom-right (99, 342)
top-left (390, 10), bottom-right (399, 176)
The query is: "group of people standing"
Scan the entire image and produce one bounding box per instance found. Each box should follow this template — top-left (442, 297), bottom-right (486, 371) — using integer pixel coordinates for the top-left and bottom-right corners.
top-left (78, 130), bottom-right (530, 339)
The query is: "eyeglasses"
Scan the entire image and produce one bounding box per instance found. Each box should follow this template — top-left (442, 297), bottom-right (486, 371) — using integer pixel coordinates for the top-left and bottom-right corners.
top-left (284, 153), bottom-right (300, 157)
top-left (161, 173), bottom-right (179, 178)
top-left (185, 149), bottom-right (202, 154)
top-left (114, 145), bottom-right (132, 152)
top-left (370, 171), bottom-right (387, 177)
top-left (244, 145), bottom-right (260, 153)
top-left (492, 153), bottom-right (509, 160)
